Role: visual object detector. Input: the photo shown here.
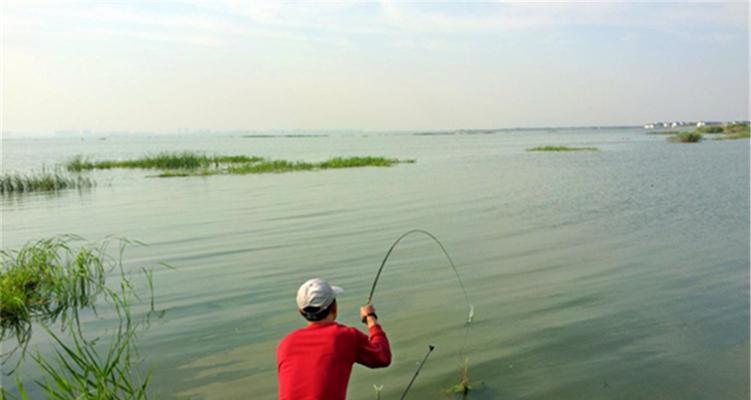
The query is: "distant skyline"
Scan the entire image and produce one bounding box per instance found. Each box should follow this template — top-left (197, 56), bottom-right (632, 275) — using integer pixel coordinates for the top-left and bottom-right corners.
top-left (2, 1), bottom-right (749, 134)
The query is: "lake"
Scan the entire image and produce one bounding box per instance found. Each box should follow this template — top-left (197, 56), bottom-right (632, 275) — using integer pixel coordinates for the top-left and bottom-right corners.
top-left (2, 128), bottom-right (749, 399)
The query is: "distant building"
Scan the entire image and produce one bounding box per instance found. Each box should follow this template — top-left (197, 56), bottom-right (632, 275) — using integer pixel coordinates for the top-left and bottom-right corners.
top-left (696, 121), bottom-right (706, 127)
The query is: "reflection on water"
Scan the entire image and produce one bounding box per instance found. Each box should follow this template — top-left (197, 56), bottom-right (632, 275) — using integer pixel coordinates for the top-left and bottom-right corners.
top-left (2, 129), bottom-right (749, 399)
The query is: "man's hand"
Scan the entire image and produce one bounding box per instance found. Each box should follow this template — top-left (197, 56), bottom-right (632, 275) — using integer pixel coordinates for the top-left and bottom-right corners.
top-left (360, 304), bottom-right (379, 327)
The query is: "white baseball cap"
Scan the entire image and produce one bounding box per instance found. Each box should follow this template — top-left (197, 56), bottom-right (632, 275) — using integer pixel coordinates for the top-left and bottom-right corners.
top-left (296, 278), bottom-right (344, 310)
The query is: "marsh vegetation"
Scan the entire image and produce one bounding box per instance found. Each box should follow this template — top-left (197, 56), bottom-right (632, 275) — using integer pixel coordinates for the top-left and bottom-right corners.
top-left (66, 153), bottom-right (264, 171)
top-left (0, 172), bottom-right (94, 195)
top-left (527, 146), bottom-right (599, 152)
top-left (668, 132), bottom-right (703, 143)
top-left (0, 236), bottom-right (163, 399)
top-left (664, 123), bottom-right (749, 142)
top-left (67, 152), bottom-right (415, 178)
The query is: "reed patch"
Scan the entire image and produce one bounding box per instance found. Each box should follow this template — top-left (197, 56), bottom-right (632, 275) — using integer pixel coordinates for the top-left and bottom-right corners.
top-left (66, 152), bottom-right (415, 177)
top-left (0, 236), bottom-right (165, 399)
top-left (527, 146), bottom-right (599, 152)
top-left (0, 172), bottom-right (94, 195)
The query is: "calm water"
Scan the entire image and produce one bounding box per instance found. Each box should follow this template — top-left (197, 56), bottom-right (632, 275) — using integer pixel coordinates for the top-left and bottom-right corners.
top-left (1, 128), bottom-right (749, 399)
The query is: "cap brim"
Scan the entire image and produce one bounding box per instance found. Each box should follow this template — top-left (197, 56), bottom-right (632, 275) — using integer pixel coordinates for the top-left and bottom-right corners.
top-left (332, 285), bottom-right (344, 295)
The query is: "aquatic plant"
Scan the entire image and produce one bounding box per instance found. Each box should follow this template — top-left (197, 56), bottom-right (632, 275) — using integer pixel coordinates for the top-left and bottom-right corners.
top-left (668, 132), bottom-right (703, 143)
top-left (717, 124), bottom-right (750, 140)
top-left (65, 153), bottom-right (413, 177)
top-left (696, 126), bottom-right (724, 134)
top-left (168, 156), bottom-right (413, 176)
top-left (444, 358), bottom-right (482, 399)
top-left (372, 384), bottom-right (384, 400)
top-left (0, 172), bottom-right (94, 194)
top-left (227, 159), bottom-right (316, 174)
top-left (526, 146), bottom-right (599, 152)
top-left (0, 236), bottom-right (107, 353)
top-left (66, 152), bottom-right (264, 171)
top-left (0, 236), bottom-right (162, 399)
top-left (155, 169), bottom-right (217, 178)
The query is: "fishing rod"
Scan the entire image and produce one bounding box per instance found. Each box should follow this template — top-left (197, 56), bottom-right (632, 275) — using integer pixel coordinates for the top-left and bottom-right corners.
top-left (366, 229), bottom-right (471, 318)
top-left (399, 344), bottom-right (435, 400)
top-left (368, 230), bottom-right (475, 397)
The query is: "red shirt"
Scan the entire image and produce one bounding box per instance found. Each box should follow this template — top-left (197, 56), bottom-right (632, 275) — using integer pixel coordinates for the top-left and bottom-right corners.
top-left (277, 322), bottom-right (391, 400)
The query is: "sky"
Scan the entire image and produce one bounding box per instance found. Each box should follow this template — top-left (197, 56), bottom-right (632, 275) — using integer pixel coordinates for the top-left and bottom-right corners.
top-left (2, 1), bottom-right (749, 134)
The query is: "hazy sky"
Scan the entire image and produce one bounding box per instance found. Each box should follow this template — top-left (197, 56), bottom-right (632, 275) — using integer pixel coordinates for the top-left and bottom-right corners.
top-left (2, 1), bottom-right (749, 133)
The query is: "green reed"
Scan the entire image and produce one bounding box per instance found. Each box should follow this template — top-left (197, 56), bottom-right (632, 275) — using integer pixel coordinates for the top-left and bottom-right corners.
top-left (444, 357), bottom-right (482, 399)
top-left (668, 132), bottom-right (703, 143)
top-left (1, 236), bottom-right (163, 400)
top-left (66, 152), bottom-right (264, 171)
top-left (65, 153), bottom-right (413, 177)
top-left (0, 236), bottom-right (107, 355)
top-left (0, 172), bottom-right (94, 195)
top-left (177, 156), bottom-right (413, 176)
top-left (527, 146), bottom-right (599, 152)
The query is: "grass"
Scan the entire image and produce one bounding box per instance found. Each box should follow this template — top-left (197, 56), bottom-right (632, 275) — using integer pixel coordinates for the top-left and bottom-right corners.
top-left (696, 126), bottom-right (724, 134)
top-left (443, 358), bottom-right (482, 399)
top-left (718, 123), bottom-right (750, 140)
top-left (527, 146), bottom-right (599, 152)
top-left (167, 156), bottom-right (413, 177)
top-left (66, 152), bottom-right (264, 171)
top-left (0, 236), bottom-right (107, 353)
top-left (668, 132), bottom-right (703, 143)
top-left (65, 152), bottom-right (414, 177)
top-left (0, 172), bottom-right (94, 195)
top-left (665, 123), bottom-right (749, 142)
top-left (0, 236), bottom-right (161, 399)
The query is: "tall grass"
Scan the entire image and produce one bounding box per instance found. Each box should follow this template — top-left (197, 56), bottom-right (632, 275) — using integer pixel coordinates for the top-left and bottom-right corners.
top-left (225, 157), bottom-right (411, 175)
top-left (527, 146), bottom-right (599, 152)
top-left (0, 172), bottom-right (94, 194)
top-left (0, 236), bottom-right (163, 399)
top-left (0, 236), bottom-right (106, 354)
top-left (719, 123), bottom-right (750, 140)
top-left (696, 126), bottom-right (724, 134)
top-left (66, 152), bottom-right (264, 171)
top-left (668, 132), bottom-right (703, 143)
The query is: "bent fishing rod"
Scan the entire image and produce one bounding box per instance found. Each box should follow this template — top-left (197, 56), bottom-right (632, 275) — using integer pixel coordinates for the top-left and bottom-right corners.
top-left (366, 229), bottom-right (471, 316)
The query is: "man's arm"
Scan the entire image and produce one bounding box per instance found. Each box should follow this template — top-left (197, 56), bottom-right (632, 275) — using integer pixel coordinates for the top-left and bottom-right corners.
top-left (354, 304), bottom-right (391, 368)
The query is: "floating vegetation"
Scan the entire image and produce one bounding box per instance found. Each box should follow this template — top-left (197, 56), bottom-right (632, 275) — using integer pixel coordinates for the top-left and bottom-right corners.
top-left (668, 132), bottom-right (703, 143)
top-left (168, 156), bottom-right (413, 177)
top-left (444, 358), bottom-right (483, 399)
top-left (664, 123), bottom-right (749, 142)
top-left (156, 169), bottom-right (216, 178)
top-left (64, 152), bottom-right (414, 178)
top-left (527, 146), bottom-right (599, 152)
top-left (0, 236), bottom-right (163, 399)
top-left (66, 152), bottom-right (264, 171)
top-left (696, 126), bottom-right (724, 134)
top-left (716, 123), bottom-right (750, 140)
top-left (0, 171), bottom-right (94, 195)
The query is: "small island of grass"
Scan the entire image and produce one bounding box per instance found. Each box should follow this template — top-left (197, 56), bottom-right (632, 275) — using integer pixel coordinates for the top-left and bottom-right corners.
top-left (663, 123), bottom-right (749, 143)
top-left (527, 146), bottom-right (599, 152)
top-left (66, 152), bottom-right (416, 178)
top-left (668, 132), bottom-right (703, 143)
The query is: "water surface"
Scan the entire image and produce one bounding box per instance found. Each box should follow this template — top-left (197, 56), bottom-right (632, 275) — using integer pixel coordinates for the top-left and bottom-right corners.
top-left (2, 128), bottom-right (748, 399)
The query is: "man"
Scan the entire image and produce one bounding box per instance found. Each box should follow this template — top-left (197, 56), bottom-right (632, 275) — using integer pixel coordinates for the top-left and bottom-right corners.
top-left (277, 278), bottom-right (391, 400)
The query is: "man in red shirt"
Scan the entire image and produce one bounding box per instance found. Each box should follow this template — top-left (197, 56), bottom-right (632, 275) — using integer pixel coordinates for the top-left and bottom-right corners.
top-left (277, 278), bottom-right (392, 400)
